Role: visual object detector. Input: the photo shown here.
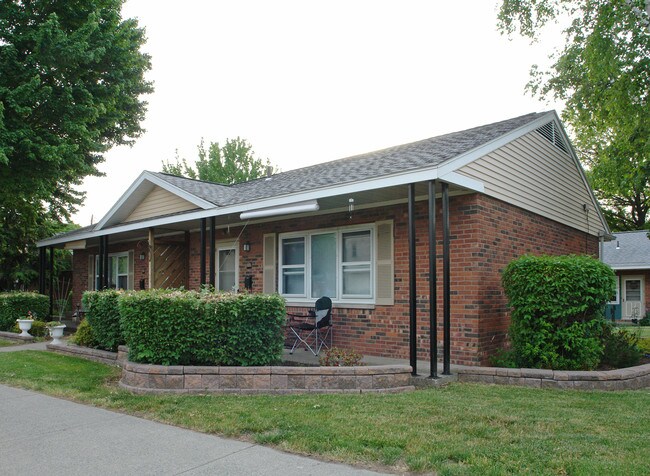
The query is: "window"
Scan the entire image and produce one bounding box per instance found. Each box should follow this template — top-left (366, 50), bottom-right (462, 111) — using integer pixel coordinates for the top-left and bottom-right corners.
top-left (217, 247), bottom-right (238, 292)
top-left (279, 226), bottom-right (373, 303)
top-left (94, 252), bottom-right (129, 290)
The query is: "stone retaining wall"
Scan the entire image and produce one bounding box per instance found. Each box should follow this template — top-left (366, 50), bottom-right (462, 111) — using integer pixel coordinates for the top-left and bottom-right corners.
top-left (46, 342), bottom-right (121, 366)
top-left (0, 331), bottom-right (34, 343)
top-left (457, 364), bottom-right (650, 390)
top-left (120, 361), bottom-right (414, 395)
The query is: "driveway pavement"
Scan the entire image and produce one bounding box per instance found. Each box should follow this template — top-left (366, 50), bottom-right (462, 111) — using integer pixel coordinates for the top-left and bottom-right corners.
top-left (0, 344), bottom-right (388, 476)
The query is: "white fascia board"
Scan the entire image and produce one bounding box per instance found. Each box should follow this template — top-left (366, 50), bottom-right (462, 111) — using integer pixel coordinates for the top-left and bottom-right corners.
top-left (40, 165), bottom-right (486, 247)
top-left (435, 111), bottom-right (558, 177)
top-left (95, 171), bottom-right (214, 230)
top-left (438, 172), bottom-right (484, 193)
top-left (609, 265), bottom-right (650, 271)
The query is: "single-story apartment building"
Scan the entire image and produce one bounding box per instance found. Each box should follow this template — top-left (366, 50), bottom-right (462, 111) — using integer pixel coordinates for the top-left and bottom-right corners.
top-left (37, 110), bottom-right (610, 367)
top-left (602, 230), bottom-right (650, 321)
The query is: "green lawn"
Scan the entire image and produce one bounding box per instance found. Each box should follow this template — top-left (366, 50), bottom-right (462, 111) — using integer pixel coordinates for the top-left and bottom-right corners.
top-left (0, 339), bottom-right (18, 347)
top-left (0, 351), bottom-right (648, 475)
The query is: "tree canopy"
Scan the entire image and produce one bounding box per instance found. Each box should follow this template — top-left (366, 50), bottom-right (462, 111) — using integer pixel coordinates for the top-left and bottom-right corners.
top-left (161, 137), bottom-right (274, 184)
top-left (0, 0), bottom-right (153, 288)
top-left (498, 0), bottom-right (650, 231)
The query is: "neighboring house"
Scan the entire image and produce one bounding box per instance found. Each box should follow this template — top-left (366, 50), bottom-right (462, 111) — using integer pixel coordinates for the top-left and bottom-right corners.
top-left (37, 111), bottom-right (610, 366)
top-left (602, 230), bottom-right (650, 321)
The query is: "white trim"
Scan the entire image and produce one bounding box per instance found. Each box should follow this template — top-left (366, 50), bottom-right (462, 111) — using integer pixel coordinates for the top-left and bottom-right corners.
top-left (278, 224), bottom-right (376, 305)
top-left (609, 265), bottom-right (650, 271)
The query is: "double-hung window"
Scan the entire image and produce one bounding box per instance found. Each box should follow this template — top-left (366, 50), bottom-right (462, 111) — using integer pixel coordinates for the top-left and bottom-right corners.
top-left (94, 252), bottom-right (129, 290)
top-left (279, 226), bottom-right (373, 303)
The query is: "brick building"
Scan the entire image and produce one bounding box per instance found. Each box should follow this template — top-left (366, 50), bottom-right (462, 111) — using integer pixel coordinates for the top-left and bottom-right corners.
top-left (38, 111), bottom-right (610, 368)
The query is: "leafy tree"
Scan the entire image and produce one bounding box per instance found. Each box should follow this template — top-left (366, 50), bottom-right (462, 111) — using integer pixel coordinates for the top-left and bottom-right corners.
top-left (498, 0), bottom-right (650, 230)
top-left (0, 0), bottom-right (153, 288)
top-left (161, 137), bottom-right (274, 184)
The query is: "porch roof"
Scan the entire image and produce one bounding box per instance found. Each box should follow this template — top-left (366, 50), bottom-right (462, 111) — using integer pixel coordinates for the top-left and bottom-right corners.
top-left (602, 230), bottom-right (650, 270)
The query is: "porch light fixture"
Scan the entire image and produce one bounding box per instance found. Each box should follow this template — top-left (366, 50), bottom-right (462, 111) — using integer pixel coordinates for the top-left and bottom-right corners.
top-left (243, 241), bottom-right (251, 252)
top-left (239, 200), bottom-right (319, 220)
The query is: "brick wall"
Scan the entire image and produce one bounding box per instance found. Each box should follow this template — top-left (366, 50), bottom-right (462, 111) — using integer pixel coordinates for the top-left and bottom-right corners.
top-left (71, 192), bottom-right (599, 366)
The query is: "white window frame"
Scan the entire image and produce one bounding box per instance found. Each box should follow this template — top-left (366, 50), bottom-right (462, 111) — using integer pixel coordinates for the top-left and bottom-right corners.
top-left (278, 224), bottom-right (375, 304)
top-left (94, 252), bottom-right (129, 290)
top-left (216, 244), bottom-right (239, 292)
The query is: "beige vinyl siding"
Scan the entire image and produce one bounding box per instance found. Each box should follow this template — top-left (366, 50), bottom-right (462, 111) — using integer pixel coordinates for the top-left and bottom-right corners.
top-left (458, 131), bottom-right (600, 235)
top-left (125, 186), bottom-right (198, 223)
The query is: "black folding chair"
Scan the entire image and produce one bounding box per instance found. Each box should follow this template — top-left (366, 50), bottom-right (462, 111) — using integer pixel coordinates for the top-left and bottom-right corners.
top-left (287, 296), bottom-right (333, 356)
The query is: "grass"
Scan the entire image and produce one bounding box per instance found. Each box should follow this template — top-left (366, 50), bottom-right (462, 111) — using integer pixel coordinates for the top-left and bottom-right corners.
top-left (0, 339), bottom-right (18, 347)
top-left (0, 351), bottom-right (649, 475)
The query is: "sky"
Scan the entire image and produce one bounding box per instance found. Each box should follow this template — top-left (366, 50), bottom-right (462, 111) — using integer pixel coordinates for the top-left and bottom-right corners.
top-left (72, 0), bottom-right (564, 226)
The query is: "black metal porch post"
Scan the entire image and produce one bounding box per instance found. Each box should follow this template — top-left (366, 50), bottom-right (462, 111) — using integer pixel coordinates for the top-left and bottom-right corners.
top-left (428, 180), bottom-right (438, 379)
top-left (408, 183), bottom-right (417, 376)
top-left (200, 218), bottom-right (207, 286)
top-left (209, 217), bottom-right (216, 287)
top-left (442, 182), bottom-right (451, 375)
top-left (103, 235), bottom-right (110, 289)
top-left (48, 246), bottom-right (54, 318)
top-left (98, 236), bottom-right (104, 289)
top-left (38, 247), bottom-right (46, 295)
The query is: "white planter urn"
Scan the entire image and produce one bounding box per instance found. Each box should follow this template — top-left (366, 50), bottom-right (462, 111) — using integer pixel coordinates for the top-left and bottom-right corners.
top-left (16, 319), bottom-right (34, 337)
top-left (48, 325), bottom-right (66, 345)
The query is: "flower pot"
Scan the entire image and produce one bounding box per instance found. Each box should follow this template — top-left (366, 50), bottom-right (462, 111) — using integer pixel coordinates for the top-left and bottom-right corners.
top-left (48, 325), bottom-right (66, 345)
top-left (16, 319), bottom-right (34, 337)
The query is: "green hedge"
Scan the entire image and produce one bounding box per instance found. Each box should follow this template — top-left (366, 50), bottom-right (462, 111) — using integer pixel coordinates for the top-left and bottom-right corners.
top-left (502, 254), bottom-right (615, 370)
top-left (118, 290), bottom-right (286, 366)
top-left (208, 293), bottom-right (287, 366)
top-left (82, 290), bottom-right (125, 352)
top-left (0, 292), bottom-right (49, 331)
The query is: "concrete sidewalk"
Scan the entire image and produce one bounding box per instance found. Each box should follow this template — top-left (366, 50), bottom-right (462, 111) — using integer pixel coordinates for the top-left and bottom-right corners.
top-left (0, 383), bottom-right (388, 475)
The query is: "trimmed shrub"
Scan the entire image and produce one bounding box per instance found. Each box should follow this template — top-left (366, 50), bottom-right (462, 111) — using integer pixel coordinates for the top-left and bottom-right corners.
top-left (208, 293), bottom-right (286, 366)
top-left (71, 319), bottom-right (98, 348)
top-left (502, 254), bottom-right (615, 370)
top-left (118, 289), bottom-right (286, 366)
top-left (119, 289), bottom-right (204, 365)
top-left (82, 290), bottom-right (124, 352)
top-left (0, 292), bottom-right (49, 331)
top-left (600, 325), bottom-right (642, 368)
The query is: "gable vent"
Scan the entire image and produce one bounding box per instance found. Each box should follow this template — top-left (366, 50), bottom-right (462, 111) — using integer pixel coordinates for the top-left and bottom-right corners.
top-left (536, 121), bottom-right (569, 154)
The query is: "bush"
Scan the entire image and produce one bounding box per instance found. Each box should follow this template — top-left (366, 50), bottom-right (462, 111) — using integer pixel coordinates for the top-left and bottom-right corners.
top-left (600, 325), bottom-right (642, 368)
top-left (208, 293), bottom-right (287, 366)
top-left (319, 347), bottom-right (363, 366)
top-left (119, 289), bottom-right (204, 365)
top-left (0, 292), bottom-right (49, 331)
top-left (489, 348), bottom-right (518, 368)
top-left (71, 319), bottom-right (98, 348)
top-left (639, 313), bottom-right (650, 326)
top-left (502, 254), bottom-right (615, 370)
top-left (10, 320), bottom-right (48, 337)
top-left (82, 290), bottom-right (124, 352)
top-left (638, 338), bottom-right (650, 355)
top-left (118, 289), bottom-right (286, 366)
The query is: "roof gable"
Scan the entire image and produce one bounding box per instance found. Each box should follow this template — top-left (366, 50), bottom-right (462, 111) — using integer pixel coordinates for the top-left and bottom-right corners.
top-left (96, 171), bottom-right (215, 229)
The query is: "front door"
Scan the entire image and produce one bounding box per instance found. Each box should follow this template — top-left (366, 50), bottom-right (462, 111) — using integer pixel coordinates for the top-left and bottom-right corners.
top-left (622, 276), bottom-right (644, 320)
